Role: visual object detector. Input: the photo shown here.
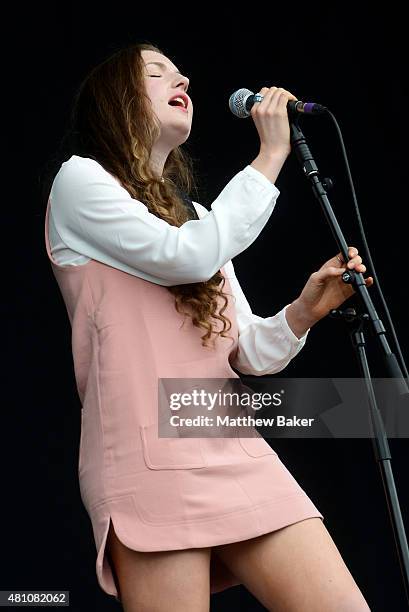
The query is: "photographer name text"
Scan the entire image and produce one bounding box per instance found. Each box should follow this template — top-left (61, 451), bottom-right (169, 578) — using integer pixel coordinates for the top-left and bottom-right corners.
top-left (169, 415), bottom-right (315, 427)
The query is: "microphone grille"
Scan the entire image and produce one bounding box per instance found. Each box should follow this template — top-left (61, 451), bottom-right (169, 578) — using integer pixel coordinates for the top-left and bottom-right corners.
top-left (229, 88), bottom-right (254, 118)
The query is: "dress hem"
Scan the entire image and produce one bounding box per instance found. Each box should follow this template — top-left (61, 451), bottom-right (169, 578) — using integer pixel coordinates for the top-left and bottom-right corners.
top-left (94, 490), bottom-right (324, 599)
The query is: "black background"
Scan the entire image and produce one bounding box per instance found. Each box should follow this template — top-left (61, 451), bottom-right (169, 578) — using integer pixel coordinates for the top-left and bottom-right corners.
top-left (3, 4), bottom-right (408, 611)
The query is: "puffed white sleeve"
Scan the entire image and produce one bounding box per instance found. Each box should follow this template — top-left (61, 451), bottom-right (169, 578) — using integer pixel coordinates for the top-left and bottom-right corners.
top-left (50, 156), bottom-right (281, 286)
top-left (221, 258), bottom-right (310, 376)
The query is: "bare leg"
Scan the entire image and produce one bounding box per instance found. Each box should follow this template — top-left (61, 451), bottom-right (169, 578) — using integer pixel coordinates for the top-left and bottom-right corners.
top-left (106, 519), bottom-right (211, 612)
top-left (213, 517), bottom-right (371, 611)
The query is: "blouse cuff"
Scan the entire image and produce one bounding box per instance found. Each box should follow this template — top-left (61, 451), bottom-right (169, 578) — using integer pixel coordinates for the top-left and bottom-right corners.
top-left (279, 304), bottom-right (310, 351)
top-left (242, 165), bottom-right (281, 197)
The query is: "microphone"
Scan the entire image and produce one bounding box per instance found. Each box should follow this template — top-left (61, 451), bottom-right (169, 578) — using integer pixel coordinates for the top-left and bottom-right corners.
top-left (229, 88), bottom-right (327, 119)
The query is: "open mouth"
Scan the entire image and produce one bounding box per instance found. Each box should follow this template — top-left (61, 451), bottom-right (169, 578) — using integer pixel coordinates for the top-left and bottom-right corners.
top-left (168, 95), bottom-right (189, 111)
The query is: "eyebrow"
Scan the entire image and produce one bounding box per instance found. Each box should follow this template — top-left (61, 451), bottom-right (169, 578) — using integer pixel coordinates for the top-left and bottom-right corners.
top-left (145, 61), bottom-right (181, 74)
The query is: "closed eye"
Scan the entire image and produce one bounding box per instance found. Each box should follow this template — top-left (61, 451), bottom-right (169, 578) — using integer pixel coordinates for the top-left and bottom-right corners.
top-left (148, 74), bottom-right (191, 93)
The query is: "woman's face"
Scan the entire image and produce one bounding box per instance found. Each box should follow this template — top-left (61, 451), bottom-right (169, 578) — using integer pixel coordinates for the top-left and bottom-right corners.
top-left (141, 49), bottom-right (193, 147)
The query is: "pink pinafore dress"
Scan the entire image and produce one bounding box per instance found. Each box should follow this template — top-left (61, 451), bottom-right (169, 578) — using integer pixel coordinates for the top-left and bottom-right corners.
top-left (44, 197), bottom-right (323, 600)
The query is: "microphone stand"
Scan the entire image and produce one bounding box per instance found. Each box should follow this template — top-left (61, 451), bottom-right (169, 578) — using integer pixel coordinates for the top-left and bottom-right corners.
top-left (289, 117), bottom-right (409, 605)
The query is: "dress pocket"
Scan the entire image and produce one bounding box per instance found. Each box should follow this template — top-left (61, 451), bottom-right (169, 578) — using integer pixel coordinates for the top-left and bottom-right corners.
top-left (238, 431), bottom-right (277, 458)
top-left (140, 423), bottom-right (207, 470)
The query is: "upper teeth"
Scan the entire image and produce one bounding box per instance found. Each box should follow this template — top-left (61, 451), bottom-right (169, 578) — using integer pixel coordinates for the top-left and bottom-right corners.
top-left (171, 96), bottom-right (187, 108)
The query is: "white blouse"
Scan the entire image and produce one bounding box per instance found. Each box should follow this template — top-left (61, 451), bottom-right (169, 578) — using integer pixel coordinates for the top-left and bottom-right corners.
top-left (48, 155), bottom-right (309, 375)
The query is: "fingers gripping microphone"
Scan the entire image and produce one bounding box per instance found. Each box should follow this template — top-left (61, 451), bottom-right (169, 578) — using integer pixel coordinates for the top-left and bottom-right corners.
top-left (229, 88), bottom-right (327, 118)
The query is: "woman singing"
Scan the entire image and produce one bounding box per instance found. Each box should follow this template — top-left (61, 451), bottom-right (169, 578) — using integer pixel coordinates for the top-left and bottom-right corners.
top-left (42, 41), bottom-right (372, 611)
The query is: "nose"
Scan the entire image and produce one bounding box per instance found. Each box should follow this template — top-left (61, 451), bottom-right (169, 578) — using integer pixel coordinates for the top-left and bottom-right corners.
top-left (172, 73), bottom-right (190, 92)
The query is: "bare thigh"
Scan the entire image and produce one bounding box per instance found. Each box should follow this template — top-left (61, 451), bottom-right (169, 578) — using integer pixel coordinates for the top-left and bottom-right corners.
top-left (213, 517), bottom-right (371, 612)
top-left (106, 519), bottom-right (211, 612)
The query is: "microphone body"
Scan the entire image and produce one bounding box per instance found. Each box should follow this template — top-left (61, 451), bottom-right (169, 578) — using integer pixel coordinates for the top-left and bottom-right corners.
top-left (229, 88), bottom-right (327, 118)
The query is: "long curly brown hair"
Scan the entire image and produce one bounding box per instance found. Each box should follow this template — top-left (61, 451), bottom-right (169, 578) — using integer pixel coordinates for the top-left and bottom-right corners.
top-left (41, 41), bottom-right (234, 349)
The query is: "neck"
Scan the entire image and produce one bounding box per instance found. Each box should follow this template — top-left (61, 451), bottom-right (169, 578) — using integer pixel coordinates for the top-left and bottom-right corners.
top-left (149, 143), bottom-right (171, 180)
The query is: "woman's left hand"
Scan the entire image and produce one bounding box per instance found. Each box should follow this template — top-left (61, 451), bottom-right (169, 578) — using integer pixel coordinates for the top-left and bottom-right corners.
top-left (296, 246), bottom-right (374, 325)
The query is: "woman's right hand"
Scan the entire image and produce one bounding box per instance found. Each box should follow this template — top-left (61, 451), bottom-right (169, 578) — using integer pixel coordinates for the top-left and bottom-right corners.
top-left (250, 87), bottom-right (298, 158)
